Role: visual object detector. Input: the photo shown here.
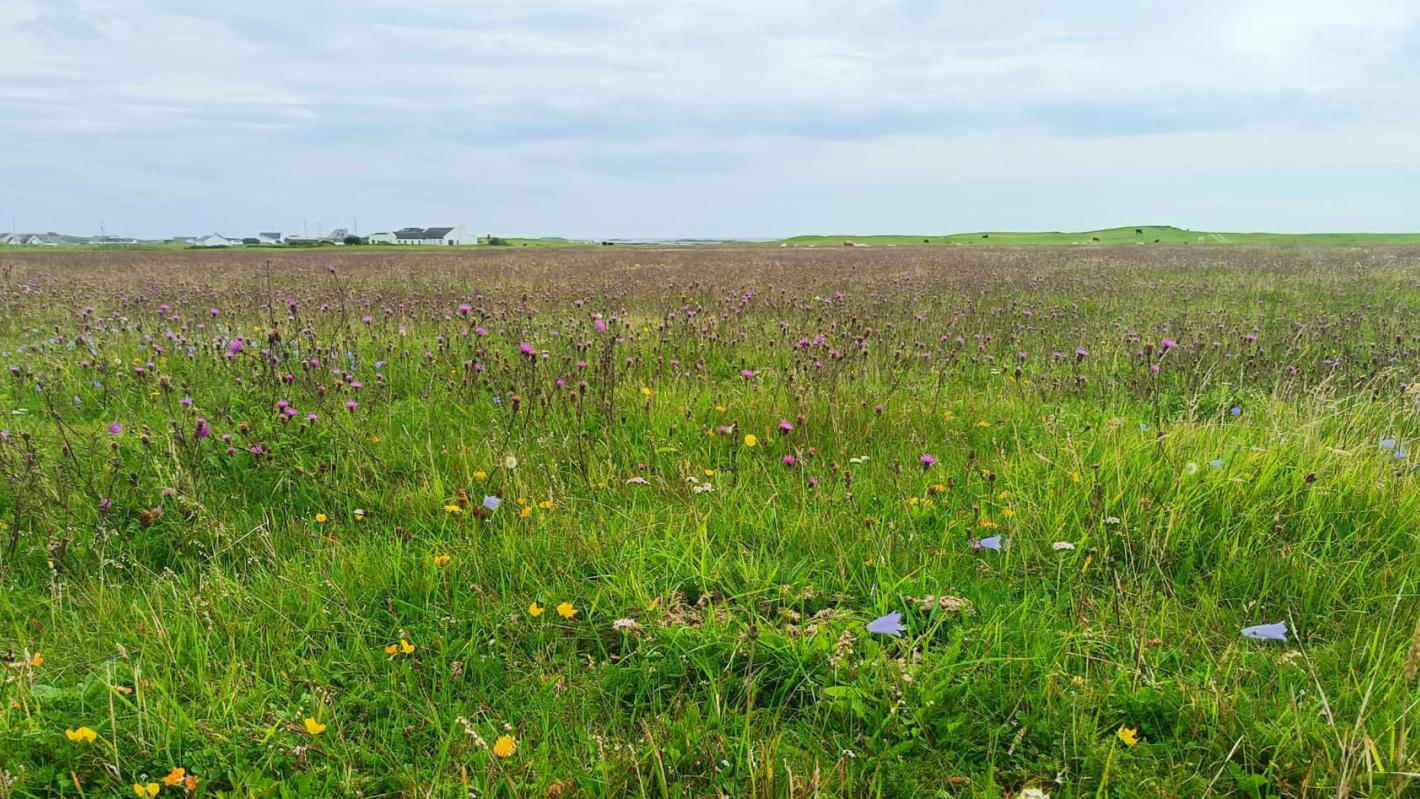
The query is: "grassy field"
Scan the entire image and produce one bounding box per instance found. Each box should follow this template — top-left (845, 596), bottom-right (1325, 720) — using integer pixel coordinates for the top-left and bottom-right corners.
top-left (782, 226), bottom-right (1420, 247)
top-left (2, 246), bottom-right (1420, 798)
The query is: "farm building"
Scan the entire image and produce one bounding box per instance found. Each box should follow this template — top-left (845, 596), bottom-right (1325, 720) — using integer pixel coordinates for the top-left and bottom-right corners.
top-left (195, 234), bottom-right (242, 247)
top-left (387, 226), bottom-right (476, 246)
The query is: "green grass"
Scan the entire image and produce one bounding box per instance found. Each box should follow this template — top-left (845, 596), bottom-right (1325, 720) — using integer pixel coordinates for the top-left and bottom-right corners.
top-left (1, 246), bottom-right (1419, 798)
top-left (782, 225), bottom-right (1420, 247)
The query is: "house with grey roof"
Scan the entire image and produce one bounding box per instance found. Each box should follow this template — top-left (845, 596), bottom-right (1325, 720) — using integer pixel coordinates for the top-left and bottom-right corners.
top-left (389, 225), bottom-right (475, 245)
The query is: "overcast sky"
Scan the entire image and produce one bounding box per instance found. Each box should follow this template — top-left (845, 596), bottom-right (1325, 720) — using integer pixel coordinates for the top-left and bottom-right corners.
top-left (3, 0), bottom-right (1419, 239)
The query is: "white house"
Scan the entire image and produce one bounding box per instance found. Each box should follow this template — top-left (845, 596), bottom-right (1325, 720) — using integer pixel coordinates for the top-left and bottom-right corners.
top-left (368, 231), bottom-right (396, 244)
top-left (196, 233), bottom-right (242, 247)
top-left (257, 232), bottom-right (285, 245)
top-left (391, 225), bottom-right (476, 246)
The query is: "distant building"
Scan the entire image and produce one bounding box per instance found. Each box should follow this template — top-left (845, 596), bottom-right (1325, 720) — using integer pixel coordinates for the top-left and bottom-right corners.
top-left (391, 225), bottom-right (476, 246)
top-left (195, 233), bottom-right (242, 247)
top-left (368, 231), bottom-right (396, 244)
top-left (257, 232), bottom-right (285, 245)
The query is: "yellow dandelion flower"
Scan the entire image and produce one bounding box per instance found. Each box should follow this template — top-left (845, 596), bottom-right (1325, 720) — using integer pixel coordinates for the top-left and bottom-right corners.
top-left (519, 506), bottom-right (532, 519)
top-left (473, 470), bottom-right (487, 480)
top-left (314, 513), bottom-right (328, 524)
top-left (976, 420), bottom-right (991, 428)
top-left (641, 386), bottom-right (653, 397)
top-left (1116, 726), bottom-right (1139, 747)
top-left (537, 499), bottom-right (553, 510)
top-left (434, 553), bottom-right (452, 566)
top-left (493, 735), bottom-right (516, 758)
top-left (1002, 507), bottom-right (1016, 518)
top-left (528, 602), bottom-right (545, 617)
top-left (371, 435), bottom-right (381, 445)
top-left (303, 717), bottom-right (327, 736)
top-left (1071, 471), bottom-right (1082, 484)
top-left (743, 434), bottom-right (758, 448)
top-left (704, 469), bottom-right (714, 477)
top-left (443, 504), bottom-right (463, 514)
top-left (907, 496), bottom-right (920, 506)
top-left (715, 404), bottom-right (727, 413)
top-left (556, 601), bottom-right (577, 619)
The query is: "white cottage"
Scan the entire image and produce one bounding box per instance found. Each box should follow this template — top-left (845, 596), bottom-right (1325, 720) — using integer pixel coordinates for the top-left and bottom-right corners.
top-left (196, 234), bottom-right (242, 247)
top-left (391, 225), bottom-right (476, 246)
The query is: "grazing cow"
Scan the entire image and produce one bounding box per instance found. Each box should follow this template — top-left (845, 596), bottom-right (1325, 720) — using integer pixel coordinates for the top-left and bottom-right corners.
top-left (843, 240), bottom-right (854, 247)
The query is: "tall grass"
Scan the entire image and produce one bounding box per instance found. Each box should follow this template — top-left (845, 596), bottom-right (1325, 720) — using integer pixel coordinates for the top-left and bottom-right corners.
top-left (1, 246), bottom-right (1419, 797)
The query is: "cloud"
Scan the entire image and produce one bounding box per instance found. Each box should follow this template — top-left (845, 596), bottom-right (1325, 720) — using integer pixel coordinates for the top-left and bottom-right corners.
top-left (1, 0), bottom-right (1419, 237)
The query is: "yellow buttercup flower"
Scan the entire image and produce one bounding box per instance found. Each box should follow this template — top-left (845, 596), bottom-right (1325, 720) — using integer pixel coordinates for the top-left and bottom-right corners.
top-left (528, 602), bottom-right (545, 617)
top-left (493, 734), bottom-right (517, 758)
top-left (133, 783), bottom-right (160, 798)
top-left (641, 386), bottom-right (652, 397)
top-left (434, 553), bottom-right (452, 566)
top-left (303, 717), bottom-right (327, 735)
top-left (400, 638), bottom-right (415, 654)
top-left (65, 726), bottom-right (98, 744)
top-left (1116, 726), bottom-right (1139, 747)
top-left (715, 404), bottom-right (727, 413)
top-left (743, 434), bottom-right (757, 448)
top-left (556, 601), bottom-right (577, 619)
top-left (537, 499), bottom-right (553, 510)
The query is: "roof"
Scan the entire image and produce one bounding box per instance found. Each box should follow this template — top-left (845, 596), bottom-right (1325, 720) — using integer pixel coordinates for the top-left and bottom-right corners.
top-left (393, 226), bottom-right (458, 239)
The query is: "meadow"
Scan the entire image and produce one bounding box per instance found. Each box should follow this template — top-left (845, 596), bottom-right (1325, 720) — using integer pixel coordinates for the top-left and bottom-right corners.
top-left (2, 245), bottom-right (1420, 798)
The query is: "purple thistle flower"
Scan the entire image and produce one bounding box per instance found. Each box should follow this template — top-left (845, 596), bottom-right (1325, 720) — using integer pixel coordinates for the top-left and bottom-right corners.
top-left (919, 454), bottom-right (937, 469)
top-left (519, 342), bottom-right (537, 358)
top-left (344, 400), bottom-right (358, 411)
top-left (779, 420), bottom-right (793, 432)
top-left (229, 339), bottom-right (244, 355)
top-left (457, 303), bottom-right (472, 315)
top-left (1160, 338), bottom-right (1176, 351)
top-left (741, 369), bottom-right (755, 379)
top-left (783, 455), bottom-right (796, 466)
top-left (194, 418), bottom-right (211, 439)
top-left (594, 318), bottom-right (607, 332)
top-left (108, 422), bottom-right (123, 435)
top-left (866, 611), bottom-right (906, 637)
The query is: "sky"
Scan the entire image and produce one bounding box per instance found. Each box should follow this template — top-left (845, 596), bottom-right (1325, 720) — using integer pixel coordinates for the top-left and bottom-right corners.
top-left (2, 0), bottom-right (1419, 239)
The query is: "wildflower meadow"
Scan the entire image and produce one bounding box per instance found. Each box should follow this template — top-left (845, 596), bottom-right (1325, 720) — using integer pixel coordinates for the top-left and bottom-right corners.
top-left (2, 245), bottom-right (1419, 798)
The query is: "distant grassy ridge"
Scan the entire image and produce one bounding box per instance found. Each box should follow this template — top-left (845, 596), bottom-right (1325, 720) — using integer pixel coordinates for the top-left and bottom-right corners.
top-left (782, 225), bottom-right (1420, 247)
